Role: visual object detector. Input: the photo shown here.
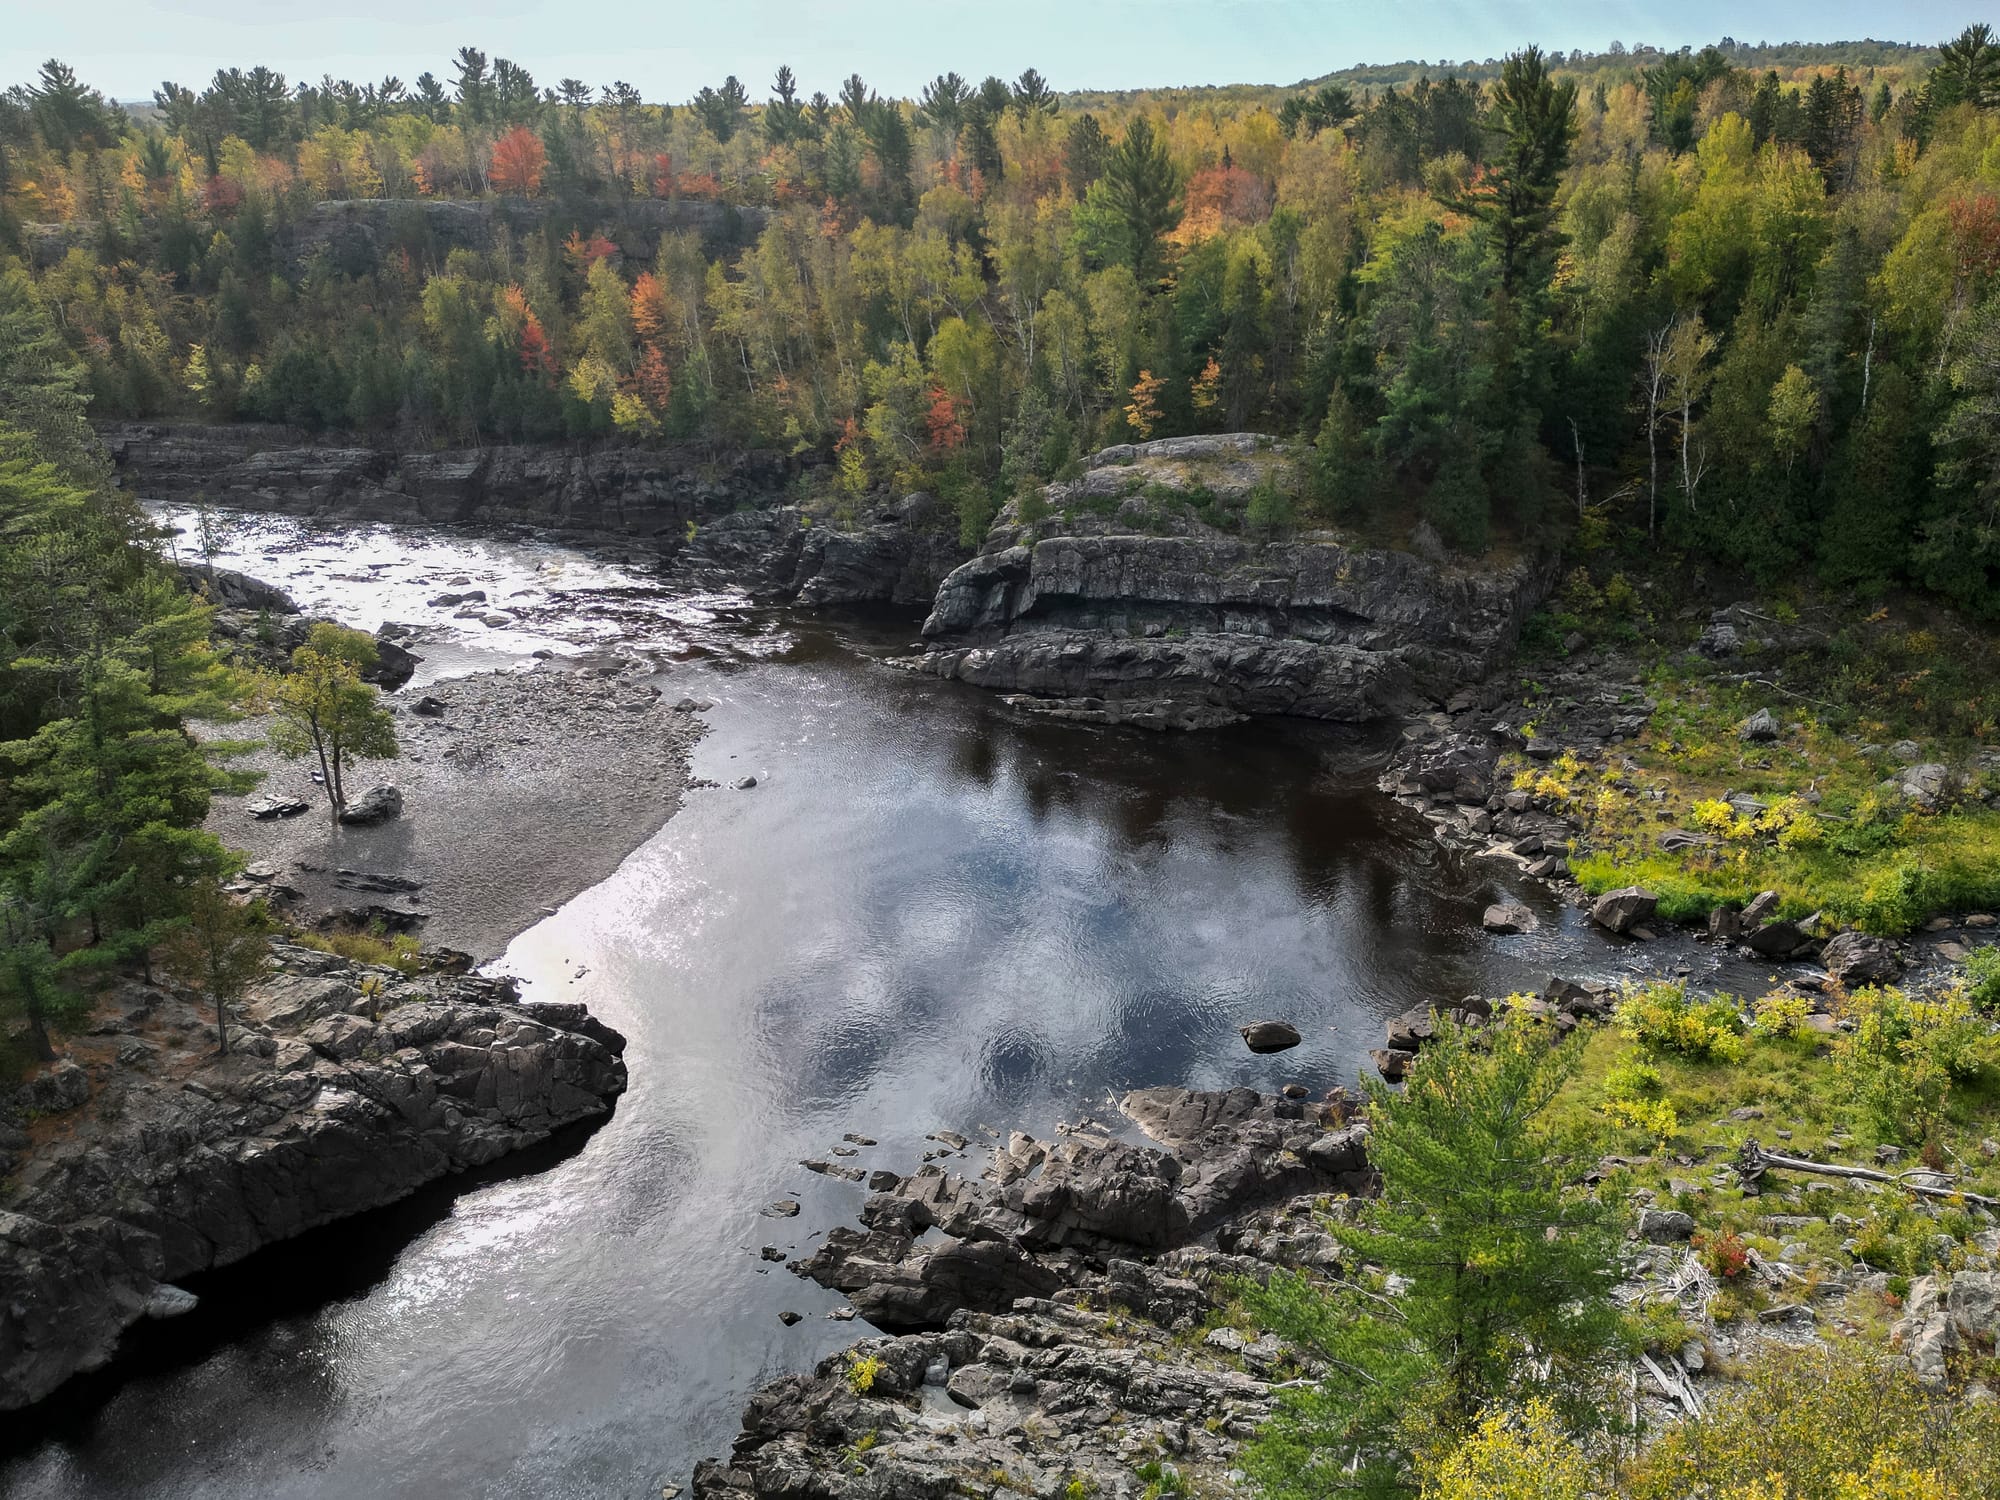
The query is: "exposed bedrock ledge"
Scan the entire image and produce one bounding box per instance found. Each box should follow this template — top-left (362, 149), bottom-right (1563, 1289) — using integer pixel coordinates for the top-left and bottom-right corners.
top-left (97, 422), bottom-right (969, 608)
top-left (0, 946), bottom-right (628, 1411)
top-left (902, 434), bottom-right (1557, 727)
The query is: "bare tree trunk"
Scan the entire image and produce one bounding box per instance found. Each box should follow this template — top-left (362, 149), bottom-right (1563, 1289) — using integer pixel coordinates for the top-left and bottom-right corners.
top-left (1568, 417), bottom-right (1586, 520)
top-left (1860, 313), bottom-right (1876, 415)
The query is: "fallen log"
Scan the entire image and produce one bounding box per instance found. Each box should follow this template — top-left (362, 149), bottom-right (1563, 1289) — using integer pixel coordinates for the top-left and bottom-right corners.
top-left (1735, 1139), bottom-right (1999, 1209)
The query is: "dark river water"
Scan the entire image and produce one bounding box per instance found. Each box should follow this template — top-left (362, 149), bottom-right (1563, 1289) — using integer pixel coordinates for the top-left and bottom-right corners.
top-left (2, 512), bottom-right (1693, 1498)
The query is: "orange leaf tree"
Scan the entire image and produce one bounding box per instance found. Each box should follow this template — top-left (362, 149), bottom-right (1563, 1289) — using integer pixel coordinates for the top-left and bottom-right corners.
top-left (489, 125), bottom-right (546, 196)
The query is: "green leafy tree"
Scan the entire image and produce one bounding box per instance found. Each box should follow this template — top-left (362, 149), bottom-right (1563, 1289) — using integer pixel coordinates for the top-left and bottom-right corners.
top-left (159, 877), bottom-right (270, 1054)
top-left (1240, 1020), bottom-right (1625, 1497)
top-left (268, 624), bottom-right (398, 821)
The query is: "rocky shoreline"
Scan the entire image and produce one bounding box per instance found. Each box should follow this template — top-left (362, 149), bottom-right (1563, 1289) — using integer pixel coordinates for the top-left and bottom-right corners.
top-left (0, 943), bottom-right (628, 1411)
top-left (900, 434), bottom-right (1556, 731)
top-left (110, 423), bottom-right (1555, 728)
top-left (695, 1084), bottom-right (1370, 1498)
top-left (1373, 624), bottom-right (2000, 995)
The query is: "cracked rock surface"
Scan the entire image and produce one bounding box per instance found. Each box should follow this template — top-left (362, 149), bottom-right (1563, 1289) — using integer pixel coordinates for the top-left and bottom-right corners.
top-left (0, 943), bottom-right (627, 1410)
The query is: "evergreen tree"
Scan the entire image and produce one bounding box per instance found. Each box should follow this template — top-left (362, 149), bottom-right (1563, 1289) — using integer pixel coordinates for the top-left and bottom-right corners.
top-left (1102, 117), bottom-right (1179, 285)
top-left (1240, 1021), bottom-right (1625, 1497)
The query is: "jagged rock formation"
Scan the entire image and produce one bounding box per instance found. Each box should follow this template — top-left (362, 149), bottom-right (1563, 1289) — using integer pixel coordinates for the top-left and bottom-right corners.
top-left (0, 944), bottom-right (627, 1410)
top-left (696, 1085), bottom-right (1368, 1497)
top-left (902, 434), bottom-right (1555, 729)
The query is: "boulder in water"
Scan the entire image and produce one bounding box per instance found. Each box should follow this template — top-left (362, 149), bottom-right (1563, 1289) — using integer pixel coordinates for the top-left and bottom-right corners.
top-left (1238, 1020), bottom-right (1301, 1054)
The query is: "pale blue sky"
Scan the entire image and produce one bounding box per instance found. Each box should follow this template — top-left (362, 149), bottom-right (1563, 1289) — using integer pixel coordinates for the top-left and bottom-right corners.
top-left (3, 1), bottom-right (1970, 103)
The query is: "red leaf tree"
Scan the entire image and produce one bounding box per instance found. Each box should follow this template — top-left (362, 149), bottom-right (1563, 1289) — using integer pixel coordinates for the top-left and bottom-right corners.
top-left (489, 126), bottom-right (547, 197)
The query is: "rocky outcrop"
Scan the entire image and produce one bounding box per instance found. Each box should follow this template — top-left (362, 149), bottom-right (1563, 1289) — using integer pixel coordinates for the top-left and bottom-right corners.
top-left (175, 563), bottom-right (301, 614)
top-left (105, 424), bottom-right (968, 609)
top-left (696, 1087), bottom-right (1366, 1498)
top-left (101, 421), bottom-right (785, 537)
top-left (679, 492), bottom-right (967, 606)
top-left (789, 1086), bottom-right (1370, 1333)
top-left (0, 944), bottom-right (627, 1410)
top-left (902, 435), bottom-right (1554, 728)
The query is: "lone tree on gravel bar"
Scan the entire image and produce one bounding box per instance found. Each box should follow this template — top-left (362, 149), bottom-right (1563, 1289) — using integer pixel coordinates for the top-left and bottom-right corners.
top-left (268, 623), bottom-right (397, 822)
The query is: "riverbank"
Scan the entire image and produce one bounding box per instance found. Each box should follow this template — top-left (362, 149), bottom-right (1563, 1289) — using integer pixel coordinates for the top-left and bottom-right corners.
top-left (0, 943), bottom-right (629, 1412)
top-left (216, 655), bottom-right (710, 962)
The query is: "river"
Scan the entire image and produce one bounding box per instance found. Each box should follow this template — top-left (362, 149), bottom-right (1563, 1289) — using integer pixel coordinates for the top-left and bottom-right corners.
top-left (2, 510), bottom-right (1693, 1498)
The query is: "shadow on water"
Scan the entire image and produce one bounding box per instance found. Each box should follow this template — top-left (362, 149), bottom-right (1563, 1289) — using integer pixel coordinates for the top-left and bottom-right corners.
top-left (0, 1112), bottom-right (610, 1458)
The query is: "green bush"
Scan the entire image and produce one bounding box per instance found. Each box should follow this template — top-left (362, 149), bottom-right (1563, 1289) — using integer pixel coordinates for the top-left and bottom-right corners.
top-left (1615, 981), bottom-right (1747, 1063)
top-left (1967, 946), bottom-right (2000, 1012)
top-left (1627, 1343), bottom-right (2000, 1500)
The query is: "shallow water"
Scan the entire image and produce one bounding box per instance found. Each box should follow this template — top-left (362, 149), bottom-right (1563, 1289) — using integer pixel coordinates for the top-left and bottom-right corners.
top-left (3, 512), bottom-right (1710, 1498)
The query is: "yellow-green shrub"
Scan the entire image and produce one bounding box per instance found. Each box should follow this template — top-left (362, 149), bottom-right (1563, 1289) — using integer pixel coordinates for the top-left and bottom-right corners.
top-left (1420, 1399), bottom-right (1593, 1500)
top-left (1626, 1344), bottom-right (2000, 1500)
top-left (1616, 981), bottom-right (1748, 1063)
top-left (1751, 990), bottom-right (1813, 1041)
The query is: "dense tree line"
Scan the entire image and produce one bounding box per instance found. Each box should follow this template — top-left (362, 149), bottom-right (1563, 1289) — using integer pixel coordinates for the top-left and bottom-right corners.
top-left (0, 270), bottom-right (251, 1060)
top-left (2, 29), bottom-right (1999, 609)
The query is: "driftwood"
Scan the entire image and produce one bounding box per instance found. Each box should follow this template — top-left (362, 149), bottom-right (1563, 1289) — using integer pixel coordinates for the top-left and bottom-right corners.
top-left (1736, 1138), bottom-right (2000, 1209)
top-left (1638, 1349), bottom-right (1703, 1416)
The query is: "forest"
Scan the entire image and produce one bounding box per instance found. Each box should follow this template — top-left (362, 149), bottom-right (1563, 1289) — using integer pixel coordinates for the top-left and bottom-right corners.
top-left (3, 30), bottom-right (2000, 610)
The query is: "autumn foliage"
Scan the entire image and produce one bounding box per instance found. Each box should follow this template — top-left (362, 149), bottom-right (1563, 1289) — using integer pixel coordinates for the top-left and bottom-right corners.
top-left (488, 126), bottom-right (546, 196)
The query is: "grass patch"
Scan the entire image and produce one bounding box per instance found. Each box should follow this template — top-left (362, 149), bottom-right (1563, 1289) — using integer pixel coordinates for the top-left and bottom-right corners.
top-left (290, 926), bottom-right (426, 975)
top-left (1515, 658), bottom-right (2000, 932)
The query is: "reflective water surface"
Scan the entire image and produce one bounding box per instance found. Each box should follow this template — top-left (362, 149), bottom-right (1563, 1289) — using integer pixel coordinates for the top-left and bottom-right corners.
top-left (4, 513), bottom-right (1656, 1498)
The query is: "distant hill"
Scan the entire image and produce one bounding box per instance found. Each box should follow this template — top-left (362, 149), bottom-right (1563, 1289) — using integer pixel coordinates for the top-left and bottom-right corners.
top-left (1061, 35), bottom-right (1937, 113)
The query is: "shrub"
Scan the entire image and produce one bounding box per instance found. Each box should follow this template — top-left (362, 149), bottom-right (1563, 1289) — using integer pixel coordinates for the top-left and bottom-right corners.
top-left (1616, 982), bottom-right (1748, 1063)
top-left (1839, 985), bottom-right (1999, 1145)
top-left (846, 1353), bottom-right (882, 1394)
top-left (1246, 478), bottom-right (1295, 532)
top-left (1967, 946), bottom-right (2000, 1012)
top-left (1421, 1399), bottom-right (1594, 1500)
top-left (1602, 1096), bottom-right (1679, 1141)
top-left (1603, 1058), bottom-right (1663, 1100)
top-left (1693, 1229), bottom-right (1750, 1281)
top-left (1751, 990), bottom-right (1813, 1041)
top-left (1627, 1343), bottom-right (2000, 1500)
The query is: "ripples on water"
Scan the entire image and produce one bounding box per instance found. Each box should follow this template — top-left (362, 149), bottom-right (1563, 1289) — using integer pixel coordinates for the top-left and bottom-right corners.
top-left (5, 510), bottom-right (1674, 1498)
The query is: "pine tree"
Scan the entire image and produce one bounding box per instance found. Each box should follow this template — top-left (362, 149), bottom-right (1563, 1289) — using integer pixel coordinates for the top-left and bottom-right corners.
top-left (1240, 1021), bottom-right (1625, 1497)
top-left (1103, 117), bottom-right (1179, 284)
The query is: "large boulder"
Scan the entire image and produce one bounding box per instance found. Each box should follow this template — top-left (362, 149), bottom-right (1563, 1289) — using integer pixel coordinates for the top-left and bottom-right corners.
top-left (1820, 930), bottom-right (1901, 988)
top-left (176, 563), bottom-right (300, 615)
top-left (1590, 887), bottom-right (1658, 934)
top-left (1238, 1020), bottom-right (1301, 1054)
top-left (365, 634), bottom-right (421, 689)
top-left (337, 784), bottom-right (404, 825)
top-left (1482, 901), bottom-right (1537, 935)
top-left (1738, 707), bottom-right (1780, 742)
top-left (1893, 1272), bottom-right (2000, 1389)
